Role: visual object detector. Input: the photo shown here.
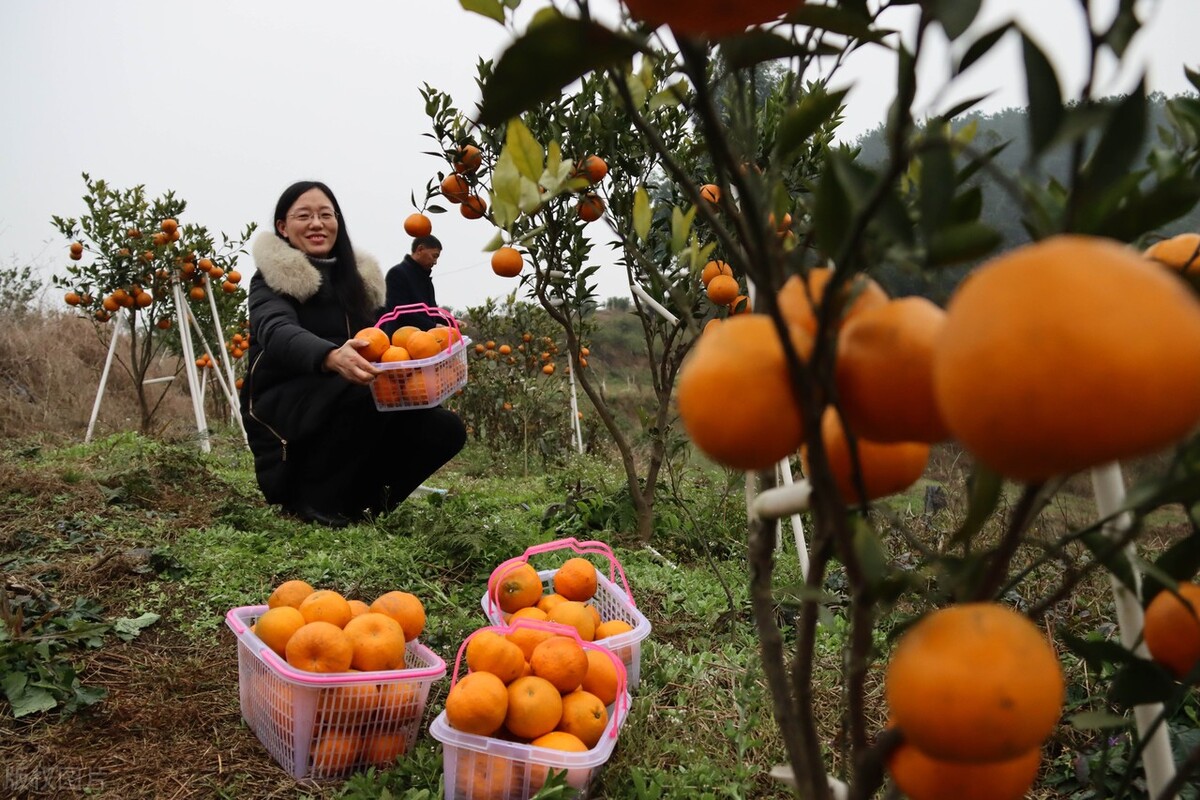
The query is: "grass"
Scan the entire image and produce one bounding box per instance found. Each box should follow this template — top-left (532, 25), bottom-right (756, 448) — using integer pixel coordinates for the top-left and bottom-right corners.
top-left (1, 426), bottom-right (1196, 799)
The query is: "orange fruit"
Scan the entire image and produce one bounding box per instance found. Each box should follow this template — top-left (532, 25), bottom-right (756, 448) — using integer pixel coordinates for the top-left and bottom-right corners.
top-left (581, 649), bottom-right (620, 706)
top-left (461, 194), bottom-right (488, 219)
top-left (547, 601), bottom-right (596, 642)
top-left (778, 267), bottom-right (889, 337)
top-left (729, 294), bottom-right (751, 314)
top-left (585, 604), bottom-right (601, 631)
top-left (376, 680), bottom-right (420, 726)
top-left (310, 728), bottom-right (362, 776)
top-left (530, 636), bottom-right (589, 693)
top-left (577, 193), bottom-right (605, 222)
top-left (347, 599), bottom-right (371, 619)
top-left (427, 327), bottom-right (452, 352)
top-left (1144, 232), bottom-right (1200, 275)
top-left (391, 325), bottom-right (421, 348)
top-left (594, 619), bottom-right (633, 640)
top-left (64, 291), bottom-right (81, 306)
top-left (491, 247), bottom-right (524, 278)
top-left (344, 612), bottom-right (407, 671)
top-left (706, 273), bottom-right (739, 305)
top-left (699, 183), bottom-right (721, 204)
top-left (505, 676), bottom-right (563, 740)
top-left (1143, 582), bottom-right (1200, 679)
top-left (297, 589), bottom-right (352, 628)
top-left (507, 616), bottom-right (556, 661)
top-left (542, 363), bottom-right (555, 375)
top-left (530, 730), bottom-right (587, 751)
top-left (885, 603), bottom-right (1064, 763)
top-left (370, 591), bottom-right (426, 642)
top-left (268, 579), bottom-right (314, 609)
top-left (401, 372), bottom-right (430, 404)
top-left (554, 558), bottom-right (598, 602)
top-left (380, 345), bottom-right (411, 363)
top-left (580, 155), bottom-right (608, 184)
top-left (440, 174), bottom-right (470, 203)
top-left (285, 621), bottom-right (354, 673)
top-left (537, 593), bottom-right (569, 614)
top-left (623, 0), bottom-right (804, 37)
top-left (353, 327), bottom-right (391, 362)
top-left (456, 754), bottom-right (515, 800)
top-left (932, 234), bottom-right (1200, 482)
top-left (363, 730), bottom-right (409, 768)
top-left (676, 313), bottom-right (811, 471)
top-left (403, 213), bottom-right (432, 238)
top-left (446, 671), bottom-right (509, 736)
top-left (491, 562), bottom-right (544, 614)
top-left (557, 690), bottom-right (608, 748)
top-left (888, 743), bottom-right (1042, 800)
top-left (161, 218), bottom-right (179, 235)
top-left (801, 408), bottom-right (930, 504)
top-left (404, 330), bottom-right (441, 360)
top-left (317, 677), bottom-right (379, 724)
top-left (466, 630), bottom-right (527, 684)
top-left (454, 144), bottom-right (483, 174)
top-left (835, 296), bottom-right (949, 444)
top-left (255, 606), bottom-right (306, 657)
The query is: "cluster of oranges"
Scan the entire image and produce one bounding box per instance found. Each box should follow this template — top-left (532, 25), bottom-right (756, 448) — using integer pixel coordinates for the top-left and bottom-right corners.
top-left (250, 580), bottom-right (428, 775)
top-left (443, 557), bottom-right (629, 795)
top-left (883, 603), bottom-right (1065, 800)
top-left (472, 334), bottom-right (586, 377)
top-left (679, 233), bottom-right (1200, 497)
top-left (700, 259), bottom-right (752, 317)
top-left (353, 323), bottom-right (466, 407)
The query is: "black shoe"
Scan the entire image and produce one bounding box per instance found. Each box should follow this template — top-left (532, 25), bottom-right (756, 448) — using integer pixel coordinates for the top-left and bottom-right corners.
top-left (284, 504), bottom-right (353, 529)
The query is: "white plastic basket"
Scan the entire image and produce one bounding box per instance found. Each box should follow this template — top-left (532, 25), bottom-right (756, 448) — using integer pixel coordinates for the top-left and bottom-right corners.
top-left (480, 538), bottom-right (652, 688)
top-left (225, 605), bottom-right (446, 780)
top-left (430, 620), bottom-right (631, 800)
top-left (370, 303), bottom-right (470, 411)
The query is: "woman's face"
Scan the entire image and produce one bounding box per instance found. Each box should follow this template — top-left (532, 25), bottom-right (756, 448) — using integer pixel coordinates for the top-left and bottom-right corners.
top-left (277, 187), bottom-right (339, 257)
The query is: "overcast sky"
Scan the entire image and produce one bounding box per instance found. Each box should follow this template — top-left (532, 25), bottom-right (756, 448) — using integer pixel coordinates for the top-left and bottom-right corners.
top-left (1, 1), bottom-right (1194, 313)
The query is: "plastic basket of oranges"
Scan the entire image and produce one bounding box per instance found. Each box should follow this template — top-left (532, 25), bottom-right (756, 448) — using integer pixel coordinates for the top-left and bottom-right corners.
top-left (429, 619), bottom-right (631, 800)
top-left (225, 604), bottom-right (446, 780)
top-left (369, 303), bottom-right (470, 411)
top-left (480, 538), bottom-right (652, 689)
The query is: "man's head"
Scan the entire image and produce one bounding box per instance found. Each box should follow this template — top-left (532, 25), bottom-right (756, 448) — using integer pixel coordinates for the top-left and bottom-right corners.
top-left (411, 235), bottom-right (442, 270)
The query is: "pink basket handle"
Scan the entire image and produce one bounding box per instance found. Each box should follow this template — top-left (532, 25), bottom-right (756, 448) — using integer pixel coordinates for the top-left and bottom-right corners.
top-left (450, 618), bottom-right (629, 740)
top-left (485, 538), bottom-right (635, 617)
top-left (375, 302), bottom-right (461, 335)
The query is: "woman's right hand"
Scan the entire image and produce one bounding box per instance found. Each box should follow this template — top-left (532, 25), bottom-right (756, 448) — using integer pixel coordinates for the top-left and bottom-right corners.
top-left (323, 340), bottom-right (381, 385)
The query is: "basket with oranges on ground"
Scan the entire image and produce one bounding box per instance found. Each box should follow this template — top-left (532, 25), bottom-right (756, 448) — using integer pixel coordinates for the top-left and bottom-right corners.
top-left (480, 538), bottom-right (652, 689)
top-left (362, 303), bottom-right (471, 411)
top-left (430, 618), bottom-right (631, 800)
top-left (225, 580), bottom-right (445, 779)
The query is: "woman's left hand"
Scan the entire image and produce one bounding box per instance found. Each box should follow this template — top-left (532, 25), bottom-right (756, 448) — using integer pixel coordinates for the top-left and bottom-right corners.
top-left (324, 340), bottom-right (381, 385)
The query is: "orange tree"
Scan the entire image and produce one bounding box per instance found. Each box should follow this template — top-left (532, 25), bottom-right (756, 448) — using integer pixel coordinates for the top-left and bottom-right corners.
top-left (52, 174), bottom-right (254, 434)
top-left (454, 1), bottom-right (1200, 798)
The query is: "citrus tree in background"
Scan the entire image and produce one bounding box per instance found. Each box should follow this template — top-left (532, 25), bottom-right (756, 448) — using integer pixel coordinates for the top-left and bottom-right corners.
top-left (52, 174), bottom-right (255, 434)
top-left (447, 0), bottom-right (1200, 798)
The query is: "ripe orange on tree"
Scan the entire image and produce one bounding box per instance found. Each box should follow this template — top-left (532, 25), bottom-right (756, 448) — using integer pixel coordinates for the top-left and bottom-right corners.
top-left (699, 183), bottom-right (721, 204)
top-left (505, 675), bottom-right (564, 739)
top-left (530, 636), bottom-right (589, 693)
top-left (932, 235), bottom-right (1200, 482)
top-left (161, 218), bottom-right (179, 235)
top-left (403, 213), bottom-right (432, 238)
top-left (69, 241), bottom-right (84, 260)
top-left (268, 579), bottom-right (315, 609)
top-left (579, 155), bottom-right (608, 183)
top-left (1143, 582), bottom-right (1200, 679)
top-left (885, 602), bottom-right (1064, 763)
top-left (454, 144), bottom-right (483, 174)
top-left (370, 591), bottom-right (426, 642)
top-left (461, 194), bottom-right (488, 219)
top-left (1144, 232), bottom-right (1200, 275)
top-left (440, 174), bottom-right (470, 203)
top-left (298, 589), bottom-right (353, 628)
top-left (254, 606), bottom-right (306, 657)
top-left (778, 267), bottom-right (889, 336)
top-left (554, 557), bottom-right (598, 601)
top-left (578, 193), bottom-right (605, 222)
top-left (557, 689), bottom-right (608, 748)
top-left (542, 363), bottom-right (555, 375)
top-left (445, 670), bottom-right (509, 736)
top-left (730, 294), bottom-right (751, 314)
top-left (285, 621), bottom-right (354, 673)
top-left (189, 286), bottom-right (206, 301)
top-left (64, 291), bottom-right (81, 306)
top-left (491, 562), bottom-right (543, 613)
top-left (623, 0), bottom-right (804, 37)
top-left (706, 273), bottom-right (739, 305)
top-left (352, 327), bottom-right (391, 362)
top-left (800, 409), bottom-right (930, 505)
top-left (491, 246), bottom-right (524, 278)
top-left (343, 611), bottom-right (407, 671)
top-left (676, 313), bottom-right (811, 471)
top-left (887, 742), bottom-right (1042, 800)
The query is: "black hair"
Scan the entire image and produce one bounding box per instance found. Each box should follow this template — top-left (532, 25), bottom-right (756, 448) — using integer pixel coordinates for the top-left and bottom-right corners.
top-left (412, 235), bottom-right (443, 252)
top-left (273, 180), bottom-right (374, 325)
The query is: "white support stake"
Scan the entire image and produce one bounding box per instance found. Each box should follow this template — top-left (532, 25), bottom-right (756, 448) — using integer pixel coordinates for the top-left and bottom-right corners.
top-left (173, 281), bottom-right (211, 453)
top-left (777, 461), bottom-right (811, 578)
top-left (184, 302), bottom-right (246, 442)
top-left (567, 360), bottom-right (584, 454)
top-left (631, 282), bottom-right (679, 325)
top-left (1091, 462), bottom-right (1176, 799)
top-left (85, 309), bottom-right (125, 443)
top-left (205, 282), bottom-right (248, 443)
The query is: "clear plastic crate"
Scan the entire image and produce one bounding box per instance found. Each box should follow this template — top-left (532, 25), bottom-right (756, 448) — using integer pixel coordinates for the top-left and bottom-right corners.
top-left (480, 538), bottom-right (652, 688)
top-left (226, 605), bottom-right (446, 780)
top-left (430, 620), bottom-right (631, 800)
top-left (370, 303), bottom-right (470, 411)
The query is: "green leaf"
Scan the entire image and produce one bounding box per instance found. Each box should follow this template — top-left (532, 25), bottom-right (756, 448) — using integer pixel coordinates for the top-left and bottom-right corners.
top-left (1059, 631), bottom-right (1139, 673)
top-left (948, 186), bottom-right (983, 224)
top-left (517, 177), bottom-right (543, 214)
top-left (851, 516), bottom-right (890, 593)
top-left (670, 206), bottom-right (695, 254)
top-left (1021, 33), bottom-right (1064, 155)
top-left (633, 186), bottom-right (651, 242)
top-left (490, 148), bottom-right (522, 230)
top-left (785, 5), bottom-right (887, 42)
top-left (649, 80), bottom-right (689, 111)
top-left (459, 0), bottom-right (505, 23)
top-left (930, 0), bottom-right (981, 40)
top-left (506, 119), bottom-right (544, 182)
top-left (927, 221), bottom-right (1002, 267)
top-left (113, 612), bottom-right (160, 642)
top-left (1101, 4), bottom-right (1139, 57)
top-left (957, 22), bottom-right (1013, 73)
top-left (951, 466), bottom-right (1002, 545)
top-left (720, 31), bottom-right (822, 70)
top-left (1108, 658), bottom-right (1176, 708)
top-left (812, 153), bottom-right (853, 258)
top-left (1069, 710), bottom-right (1129, 731)
top-left (1080, 529), bottom-right (1138, 593)
top-left (3, 672), bottom-right (59, 717)
top-left (1144, 534), bottom-right (1200, 604)
top-left (918, 141), bottom-right (955, 236)
top-left (773, 88), bottom-right (847, 164)
top-left (1094, 175), bottom-right (1200, 242)
top-left (1187, 66), bottom-right (1200, 94)
top-left (1081, 83), bottom-right (1148, 198)
top-left (482, 231), bottom-right (505, 252)
top-left (477, 18), bottom-right (640, 126)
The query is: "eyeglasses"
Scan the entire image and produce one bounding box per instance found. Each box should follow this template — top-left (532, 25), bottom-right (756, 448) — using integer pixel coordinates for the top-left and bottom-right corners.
top-left (288, 211), bottom-right (338, 224)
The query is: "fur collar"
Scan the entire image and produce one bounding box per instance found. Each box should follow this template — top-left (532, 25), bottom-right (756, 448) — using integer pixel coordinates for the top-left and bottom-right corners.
top-left (251, 232), bottom-right (384, 306)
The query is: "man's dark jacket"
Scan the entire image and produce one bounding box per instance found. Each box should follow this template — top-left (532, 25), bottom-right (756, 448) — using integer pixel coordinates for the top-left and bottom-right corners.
top-left (383, 255), bottom-right (439, 331)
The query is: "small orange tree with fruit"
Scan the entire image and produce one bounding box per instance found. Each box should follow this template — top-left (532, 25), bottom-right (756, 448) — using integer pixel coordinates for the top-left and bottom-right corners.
top-left (52, 174), bottom-right (255, 434)
top-left (452, 1), bottom-right (1200, 798)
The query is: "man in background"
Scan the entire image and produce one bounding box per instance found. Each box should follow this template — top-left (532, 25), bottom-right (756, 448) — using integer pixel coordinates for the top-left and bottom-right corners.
top-left (383, 235), bottom-right (443, 332)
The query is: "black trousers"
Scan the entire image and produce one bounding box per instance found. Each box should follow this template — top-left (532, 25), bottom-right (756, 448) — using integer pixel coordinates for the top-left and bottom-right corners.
top-left (269, 386), bottom-right (466, 518)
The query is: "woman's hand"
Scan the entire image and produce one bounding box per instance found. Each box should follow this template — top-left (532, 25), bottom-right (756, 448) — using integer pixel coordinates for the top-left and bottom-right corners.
top-left (323, 340), bottom-right (381, 385)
